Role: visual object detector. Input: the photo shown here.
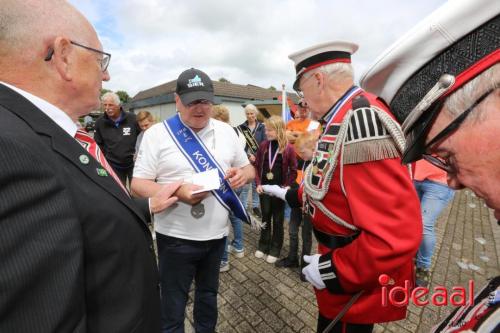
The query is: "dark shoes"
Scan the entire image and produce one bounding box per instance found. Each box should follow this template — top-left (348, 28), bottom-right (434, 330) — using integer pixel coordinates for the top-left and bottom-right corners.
top-left (276, 257), bottom-right (308, 282)
top-left (252, 207), bottom-right (262, 218)
top-left (416, 267), bottom-right (431, 287)
top-left (299, 262), bottom-right (307, 282)
top-left (275, 257), bottom-right (299, 268)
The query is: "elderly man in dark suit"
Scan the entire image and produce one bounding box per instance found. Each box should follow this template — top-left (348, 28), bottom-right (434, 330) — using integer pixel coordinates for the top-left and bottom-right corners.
top-left (0, 1), bottom-right (179, 332)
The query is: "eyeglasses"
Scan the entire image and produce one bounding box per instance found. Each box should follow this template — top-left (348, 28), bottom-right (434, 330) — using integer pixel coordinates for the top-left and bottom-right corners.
top-left (422, 154), bottom-right (455, 173)
top-left (294, 73), bottom-right (315, 98)
top-left (187, 99), bottom-right (212, 107)
top-left (44, 40), bottom-right (111, 72)
top-left (422, 87), bottom-right (496, 173)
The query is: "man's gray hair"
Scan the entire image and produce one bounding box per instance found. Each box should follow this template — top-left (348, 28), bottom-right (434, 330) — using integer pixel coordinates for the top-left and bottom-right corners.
top-left (101, 92), bottom-right (121, 105)
top-left (244, 104), bottom-right (258, 114)
top-left (304, 62), bottom-right (354, 84)
top-left (444, 63), bottom-right (499, 122)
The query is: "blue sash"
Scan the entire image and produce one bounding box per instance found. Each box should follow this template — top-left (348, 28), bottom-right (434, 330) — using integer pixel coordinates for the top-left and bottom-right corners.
top-left (164, 114), bottom-right (251, 224)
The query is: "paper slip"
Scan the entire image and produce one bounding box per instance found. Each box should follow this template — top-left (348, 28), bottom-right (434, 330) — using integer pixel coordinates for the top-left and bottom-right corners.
top-left (307, 120), bottom-right (320, 131)
top-left (191, 168), bottom-right (221, 194)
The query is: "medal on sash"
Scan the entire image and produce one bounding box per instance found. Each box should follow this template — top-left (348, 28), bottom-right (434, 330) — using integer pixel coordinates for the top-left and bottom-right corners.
top-left (191, 203), bottom-right (205, 219)
top-left (267, 141), bottom-right (279, 180)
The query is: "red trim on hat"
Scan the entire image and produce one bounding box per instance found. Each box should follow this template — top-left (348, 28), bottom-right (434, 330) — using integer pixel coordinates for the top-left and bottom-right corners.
top-left (443, 49), bottom-right (500, 98)
top-left (299, 58), bottom-right (351, 77)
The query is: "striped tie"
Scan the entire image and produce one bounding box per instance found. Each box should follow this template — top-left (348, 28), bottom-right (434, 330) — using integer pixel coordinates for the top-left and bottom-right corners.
top-left (74, 128), bottom-right (129, 195)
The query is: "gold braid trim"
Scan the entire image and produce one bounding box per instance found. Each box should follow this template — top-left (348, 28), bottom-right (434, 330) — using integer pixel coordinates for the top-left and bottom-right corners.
top-left (343, 138), bottom-right (400, 164)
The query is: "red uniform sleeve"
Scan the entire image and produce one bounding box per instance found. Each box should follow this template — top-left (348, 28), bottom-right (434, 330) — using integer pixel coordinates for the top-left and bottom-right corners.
top-left (329, 158), bottom-right (422, 292)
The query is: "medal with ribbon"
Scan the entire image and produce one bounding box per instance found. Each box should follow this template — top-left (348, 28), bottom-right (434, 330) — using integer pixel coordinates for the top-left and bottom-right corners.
top-left (266, 141), bottom-right (279, 180)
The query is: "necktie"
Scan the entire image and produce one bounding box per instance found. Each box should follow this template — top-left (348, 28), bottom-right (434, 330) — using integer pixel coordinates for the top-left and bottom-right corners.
top-left (74, 128), bottom-right (129, 195)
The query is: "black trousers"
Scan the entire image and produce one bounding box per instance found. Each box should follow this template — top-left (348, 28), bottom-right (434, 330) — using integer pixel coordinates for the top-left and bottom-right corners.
top-left (157, 234), bottom-right (226, 333)
top-left (112, 165), bottom-right (134, 187)
top-left (288, 208), bottom-right (312, 265)
top-left (258, 194), bottom-right (285, 257)
top-left (317, 313), bottom-right (373, 333)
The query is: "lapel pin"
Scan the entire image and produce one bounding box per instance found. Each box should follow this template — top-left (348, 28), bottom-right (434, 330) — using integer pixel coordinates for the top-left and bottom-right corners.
top-left (96, 168), bottom-right (109, 177)
top-left (79, 154), bottom-right (90, 165)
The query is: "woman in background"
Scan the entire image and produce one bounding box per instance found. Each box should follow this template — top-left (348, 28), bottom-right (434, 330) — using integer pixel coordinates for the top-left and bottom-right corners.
top-left (239, 104), bottom-right (265, 218)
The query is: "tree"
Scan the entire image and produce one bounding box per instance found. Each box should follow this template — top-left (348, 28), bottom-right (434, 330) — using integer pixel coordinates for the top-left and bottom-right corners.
top-left (100, 88), bottom-right (111, 96)
top-left (218, 77), bottom-right (231, 83)
top-left (116, 90), bottom-right (131, 104)
top-left (268, 86), bottom-right (277, 91)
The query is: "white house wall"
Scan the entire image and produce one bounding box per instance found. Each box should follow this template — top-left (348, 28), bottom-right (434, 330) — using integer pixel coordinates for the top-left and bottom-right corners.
top-left (134, 104), bottom-right (177, 123)
top-left (224, 103), bottom-right (247, 126)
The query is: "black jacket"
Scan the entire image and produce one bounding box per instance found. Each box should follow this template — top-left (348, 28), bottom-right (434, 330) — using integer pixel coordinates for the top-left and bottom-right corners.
top-left (0, 85), bottom-right (160, 333)
top-left (94, 111), bottom-right (140, 168)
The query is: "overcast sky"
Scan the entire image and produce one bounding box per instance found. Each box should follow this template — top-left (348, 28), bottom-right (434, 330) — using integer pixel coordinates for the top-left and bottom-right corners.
top-left (70, 0), bottom-right (447, 97)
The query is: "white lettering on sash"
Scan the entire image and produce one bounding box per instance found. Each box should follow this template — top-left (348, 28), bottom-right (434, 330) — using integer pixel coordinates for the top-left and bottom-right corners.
top-left (219, 182), bottom-right (229, 193)
top-left (193, 150), bottom-right (213, 171)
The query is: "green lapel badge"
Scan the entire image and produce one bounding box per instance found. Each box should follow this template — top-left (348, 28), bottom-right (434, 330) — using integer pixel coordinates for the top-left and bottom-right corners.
top-left (79, 154), bottom-right (90, 165)
top-left (96, 168), bottom-right (109, 177)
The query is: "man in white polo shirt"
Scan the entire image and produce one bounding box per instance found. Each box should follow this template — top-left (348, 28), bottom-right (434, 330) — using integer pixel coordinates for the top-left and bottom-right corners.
top-left (132, 68), bottom-right (254, 333)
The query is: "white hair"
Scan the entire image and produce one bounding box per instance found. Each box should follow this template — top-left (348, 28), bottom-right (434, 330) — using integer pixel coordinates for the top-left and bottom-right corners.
top-left (444, 63), bottom-right (499, 122)
top-left (303, 62), bottom-right (354, 84)
top-left (244, 104), bottom-right (258, 114)
top-left (101, 92), bottom-right (121, 105)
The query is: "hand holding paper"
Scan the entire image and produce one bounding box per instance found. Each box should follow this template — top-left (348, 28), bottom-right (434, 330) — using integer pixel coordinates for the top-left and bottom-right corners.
top-left (191, 168), bottom-right (220, 194)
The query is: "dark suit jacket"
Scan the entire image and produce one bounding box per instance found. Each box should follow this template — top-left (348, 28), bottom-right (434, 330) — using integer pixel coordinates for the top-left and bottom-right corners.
top-left (0, 85), bottom-right (161, 332)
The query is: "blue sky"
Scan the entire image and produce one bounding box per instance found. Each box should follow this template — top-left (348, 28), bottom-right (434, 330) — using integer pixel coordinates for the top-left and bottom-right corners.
top-left (70, 0), bottom-right (447, 97)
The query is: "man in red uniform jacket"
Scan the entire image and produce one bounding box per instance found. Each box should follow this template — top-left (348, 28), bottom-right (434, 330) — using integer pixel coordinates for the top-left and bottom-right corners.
top-left (266, 41), bottom-right (422, 332)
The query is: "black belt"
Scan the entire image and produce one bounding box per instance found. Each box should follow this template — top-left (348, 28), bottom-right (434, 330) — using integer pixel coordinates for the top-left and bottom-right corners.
top-left (313, 228), bottom-right (359, 250)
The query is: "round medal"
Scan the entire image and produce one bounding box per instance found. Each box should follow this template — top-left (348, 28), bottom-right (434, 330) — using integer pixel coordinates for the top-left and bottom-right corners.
top-left (191, 203), bottom-right (205, 219)
top-left (266, 172), bottom-right (274, 180)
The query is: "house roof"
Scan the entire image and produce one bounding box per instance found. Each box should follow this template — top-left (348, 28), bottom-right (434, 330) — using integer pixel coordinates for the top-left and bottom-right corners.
top-left (132, 80), bottom-right (296, 102)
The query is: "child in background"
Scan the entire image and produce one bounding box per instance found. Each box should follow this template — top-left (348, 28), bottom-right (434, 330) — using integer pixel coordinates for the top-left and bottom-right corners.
top-left (275, 131), bottom-right (317, 281)
top-left (255, 116), bottom-right (297, 263)
top-left (294, 131), bottom-right (318, 183)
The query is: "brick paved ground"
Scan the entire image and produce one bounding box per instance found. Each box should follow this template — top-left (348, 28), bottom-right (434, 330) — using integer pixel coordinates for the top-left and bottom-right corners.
top-left (179, 189), bottom-right (499, 332)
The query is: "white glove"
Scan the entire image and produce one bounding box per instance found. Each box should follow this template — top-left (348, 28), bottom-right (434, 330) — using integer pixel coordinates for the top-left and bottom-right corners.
top-left (261, 185), bottom-right (288, 201)
top-left (302, 254), bottom-right (326, 290)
